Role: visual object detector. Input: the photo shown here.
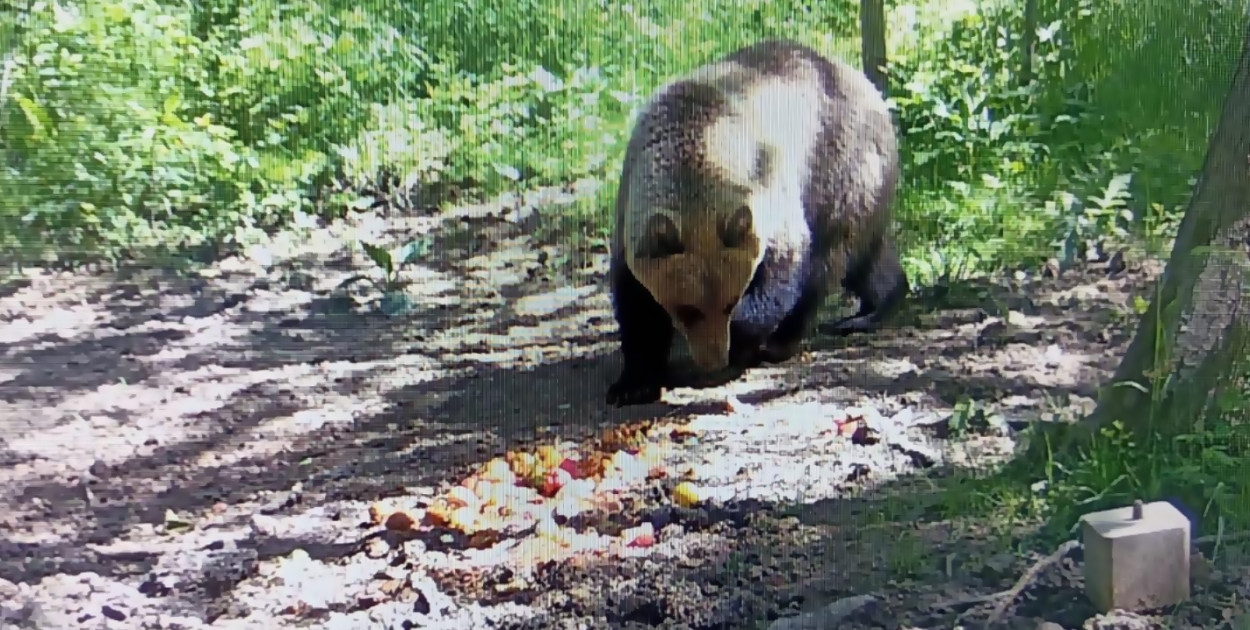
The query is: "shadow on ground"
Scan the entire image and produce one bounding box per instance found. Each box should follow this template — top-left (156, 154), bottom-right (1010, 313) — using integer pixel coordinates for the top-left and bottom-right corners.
top-left (0, 198), bottom-right (1168, 627)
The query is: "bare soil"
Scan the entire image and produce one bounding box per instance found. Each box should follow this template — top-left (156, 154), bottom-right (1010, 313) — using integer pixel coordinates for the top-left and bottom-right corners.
top-left (1, 181), bottom-right (1245, 630)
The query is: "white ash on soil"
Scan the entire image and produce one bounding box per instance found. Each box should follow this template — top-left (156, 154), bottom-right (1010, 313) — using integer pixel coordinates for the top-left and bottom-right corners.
top-left (673, 398), bottom-right (944, 506)
top-left (4, 181), bottom-right (1229, 630)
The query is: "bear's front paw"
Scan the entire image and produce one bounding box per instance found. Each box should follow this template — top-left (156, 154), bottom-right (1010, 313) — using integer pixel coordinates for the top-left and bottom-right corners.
top-left (822, 313), bottom-right (880, 337)
top-left (758, 339), bottom-right (801, 364)
top-left (606, 373), bottom-right (664, 407)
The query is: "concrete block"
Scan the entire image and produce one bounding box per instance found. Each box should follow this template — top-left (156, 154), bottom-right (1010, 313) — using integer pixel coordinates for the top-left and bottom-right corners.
top-left (1080, 500), bottom-right (1191, 613)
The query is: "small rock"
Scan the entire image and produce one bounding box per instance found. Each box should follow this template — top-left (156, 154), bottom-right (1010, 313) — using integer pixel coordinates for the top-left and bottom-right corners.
top-left (1189, 550), bottom-right (1213, 585)
top-left (768, 594), bottom-right (877, 630)
top-left (251, 514), bottom-right (281, 536)
top-left (101, 604), bottom-right (127, 621)
top-left (1037, 622), bottom-right (1066, 630)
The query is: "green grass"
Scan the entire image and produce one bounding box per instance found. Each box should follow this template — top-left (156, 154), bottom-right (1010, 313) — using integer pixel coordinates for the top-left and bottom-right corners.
top-left (932, 412), bottom-right (1250, 556)
top-left (926, 335), bottom-right (1250, 556)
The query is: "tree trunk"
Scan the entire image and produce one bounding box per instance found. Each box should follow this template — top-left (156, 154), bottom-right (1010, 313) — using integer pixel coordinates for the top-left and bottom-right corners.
top-left (860, 0), bottom-right (888, 95)
top-left (1021, 0), bottom-right (1038, 85)
top-left (1086, 19), bottom-right (1250, 437)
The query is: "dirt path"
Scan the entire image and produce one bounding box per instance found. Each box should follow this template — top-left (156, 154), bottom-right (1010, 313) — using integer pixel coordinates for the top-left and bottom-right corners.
top-left (0, 183), bottom-right (1237, 629)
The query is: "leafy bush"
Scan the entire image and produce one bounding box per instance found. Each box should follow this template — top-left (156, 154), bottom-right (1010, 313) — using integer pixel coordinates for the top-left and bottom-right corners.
top-left (2, 0), bottom-right (255, 263)
top-left (0, 0), bottom-right (433, 264)
top-left (423, 63), bottom-right (625, 191)
top-left (886, 0), bottom-right (1239, 281)
top-left (0, 0), bottom-right (1241, 276)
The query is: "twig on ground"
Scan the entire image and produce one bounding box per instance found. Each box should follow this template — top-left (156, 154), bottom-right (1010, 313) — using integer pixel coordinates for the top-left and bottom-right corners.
top-left (941, 527), bottom-right (1248, 627)
top-left (1193, 529), bottom-right (1250, 546)
top-left (971, 539), bottom-right (1082, 627)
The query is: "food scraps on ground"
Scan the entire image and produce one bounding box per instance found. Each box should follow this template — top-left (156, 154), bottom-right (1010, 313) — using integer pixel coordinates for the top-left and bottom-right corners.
top-left (364, 403), bottom-right (893, 590)
top-left (672, 482), bottom-right (701, 508)
top-left (369, 423), bottom-right (680, 545)
top-left (367, 405), bottom-right (878, 568)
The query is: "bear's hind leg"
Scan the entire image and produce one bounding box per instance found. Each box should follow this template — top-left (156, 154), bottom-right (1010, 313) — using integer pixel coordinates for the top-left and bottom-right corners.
top-left (759, 280), bottom-right (826, 365)
top-left (826, 237), bottom-right (908, 336)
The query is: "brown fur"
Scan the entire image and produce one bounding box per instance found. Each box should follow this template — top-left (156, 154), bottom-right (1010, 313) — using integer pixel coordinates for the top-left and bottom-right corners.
top-left (606, 39), bottom-right (906, 406)
top-left (627, 205), bottom-right (760, 369)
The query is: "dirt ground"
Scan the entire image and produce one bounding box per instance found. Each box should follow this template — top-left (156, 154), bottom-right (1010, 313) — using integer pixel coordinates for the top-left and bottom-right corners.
top-left (1, 181), bottom-right (1245, 630)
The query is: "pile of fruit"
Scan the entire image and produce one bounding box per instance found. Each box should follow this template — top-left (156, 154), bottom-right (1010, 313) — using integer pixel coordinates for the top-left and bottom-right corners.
top-left (369, 420), bottom-right (706, 553)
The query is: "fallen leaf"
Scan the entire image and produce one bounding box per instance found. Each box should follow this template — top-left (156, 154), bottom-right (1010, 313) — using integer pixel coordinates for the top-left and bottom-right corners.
top-left (540, 467), bottom-right (573, 497)
top-left (164, 509), bottom-right (193, 532)
top-left (468, 529), bottom-right (502, 548)
top-left (377, 577), bottom-right (408, 597)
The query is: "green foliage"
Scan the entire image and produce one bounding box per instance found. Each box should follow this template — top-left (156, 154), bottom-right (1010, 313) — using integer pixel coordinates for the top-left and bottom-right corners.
top-left (2, 0), bottom-right (255, 263)
top-left (937, 330), bottom-right (1250, 550)
top-left (932, 410), bottom-right (1250, 552)
top-left (422, 63), bottom-right (623, 190)
top-left (887, 0), bottom-right (1237, 284)
top-left (0, 0), bottom-right (431, 264)
top-left (337, 237), bottom-right (432, 316)
top-left (1025, 412), bottom-right (1250, 544)
top-left (0, 0), bottom-right (1242, 281)
top-left (0, 0), bottom-right (854, 265)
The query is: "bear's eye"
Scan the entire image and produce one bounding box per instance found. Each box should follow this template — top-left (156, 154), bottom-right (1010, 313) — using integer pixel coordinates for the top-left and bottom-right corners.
top-left (673, 305), bottom-right (704, 327)
top-left (723, 298), bottom-right (739, 315)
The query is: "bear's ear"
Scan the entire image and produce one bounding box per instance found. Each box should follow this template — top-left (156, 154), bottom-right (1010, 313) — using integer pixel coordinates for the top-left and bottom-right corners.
top-left (718, 205), bottom-right (754, 249)
top-left (639, 213), bottom-right (684, 259)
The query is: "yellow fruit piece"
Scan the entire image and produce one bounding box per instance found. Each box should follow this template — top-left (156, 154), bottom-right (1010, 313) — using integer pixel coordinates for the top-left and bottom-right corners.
top-left (536, 445), bottom-right (562, 469)
top-left (507, 452), bottom-right (536, 477)
top-left (367, 502), bottom-right (391, 525)
top-left (672, 482), bottom-right (701, 508)
top-left (482, 458), bottom-right (516, 484)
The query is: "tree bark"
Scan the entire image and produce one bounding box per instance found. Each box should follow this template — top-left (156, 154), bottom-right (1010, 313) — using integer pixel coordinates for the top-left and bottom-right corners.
top-left (1020, 0), bottom-right (1038, 85)
top-left (860, 0), bottom-right (888, 95)
top-left (1086, 19), bottom-right (1250, 436)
